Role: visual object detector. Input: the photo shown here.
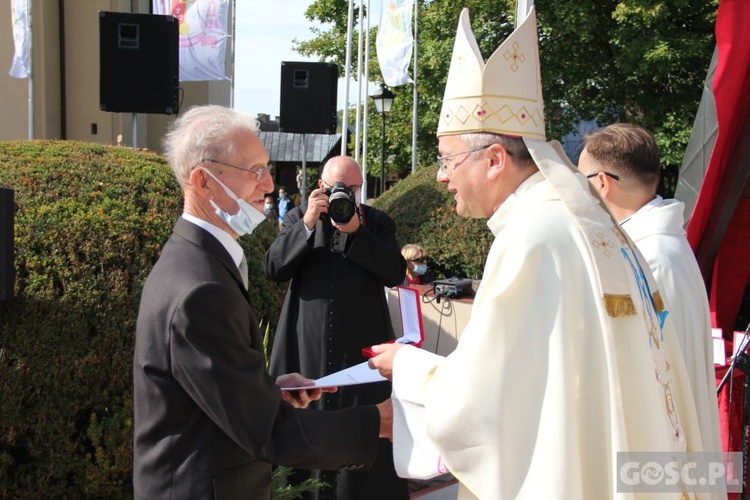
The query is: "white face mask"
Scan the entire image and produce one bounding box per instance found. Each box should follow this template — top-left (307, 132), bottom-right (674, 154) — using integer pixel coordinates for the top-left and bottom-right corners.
top-left (202, 168), bottom-right (267, 236)
top-left (413, 263), bottom-right (428, 276)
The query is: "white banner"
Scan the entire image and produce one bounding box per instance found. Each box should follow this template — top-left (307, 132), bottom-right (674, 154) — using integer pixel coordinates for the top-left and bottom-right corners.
top-left (376, 0), bottom-right (414, 87)
top-left (9, 0), bottom-right (30, 79)
top-left (152, 0), bottom-right (230, 82)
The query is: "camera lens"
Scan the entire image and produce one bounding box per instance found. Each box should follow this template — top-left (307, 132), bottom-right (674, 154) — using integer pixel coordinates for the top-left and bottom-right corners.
top-left (328, 193), bottom-right (355, 223)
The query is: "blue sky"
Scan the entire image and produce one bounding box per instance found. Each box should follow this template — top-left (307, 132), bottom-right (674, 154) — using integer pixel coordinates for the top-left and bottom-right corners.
top-left (233, 0), bottom-right (382, 119)
top-left (234, 0), bottom-right (332, 118)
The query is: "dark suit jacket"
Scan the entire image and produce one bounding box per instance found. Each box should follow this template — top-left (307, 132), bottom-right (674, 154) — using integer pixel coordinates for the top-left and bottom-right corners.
top-left (264, 206), bottom-right (409, 499)
top-left (265, 205), bottom-right (406, 396)
top-left (133, 218), bottom-right (379, 499)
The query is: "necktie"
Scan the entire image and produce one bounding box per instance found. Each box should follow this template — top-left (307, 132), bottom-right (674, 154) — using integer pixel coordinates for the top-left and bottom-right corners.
top-left (239, 254), bottom-right (249, 290)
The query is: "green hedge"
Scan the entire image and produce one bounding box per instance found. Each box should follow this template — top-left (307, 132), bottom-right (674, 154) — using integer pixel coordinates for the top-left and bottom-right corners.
top-left (373, 165), bottom-right (493, 280)
top-left (0, 140), bottom-right (284, 497)
top-left (0, 140), bottom-right (487, 497)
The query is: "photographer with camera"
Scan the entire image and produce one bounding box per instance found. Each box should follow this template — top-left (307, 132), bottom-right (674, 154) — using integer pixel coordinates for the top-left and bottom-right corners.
top-left (263, 156), bottom-right (408, 500)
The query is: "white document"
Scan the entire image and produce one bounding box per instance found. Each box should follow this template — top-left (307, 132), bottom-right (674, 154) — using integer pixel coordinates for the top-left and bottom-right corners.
top-left (281, 361), bottom-right (386, 390)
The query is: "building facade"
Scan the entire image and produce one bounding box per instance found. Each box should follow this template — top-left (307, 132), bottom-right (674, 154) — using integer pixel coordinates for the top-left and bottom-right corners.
top-left (0, 0), bottom-right (230, 153)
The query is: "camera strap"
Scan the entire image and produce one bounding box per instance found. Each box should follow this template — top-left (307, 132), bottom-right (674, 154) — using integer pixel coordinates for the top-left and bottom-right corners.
top-left (331, 229), bottom-right (347, 252)
top-left (357, 204), bottom-right (366, 227)
top-left (329, 206), bottom-right (366, 253)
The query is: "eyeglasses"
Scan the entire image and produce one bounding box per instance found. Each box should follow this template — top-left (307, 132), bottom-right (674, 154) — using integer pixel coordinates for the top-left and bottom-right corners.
top-left (196, 159), bottom-right (270, 182)
top-left (437, 145), bottom-right (491, 173)
top-left (585, 171), bottom-right (620, 181)
top-left (410, 257), bottom-right (427, 263)
top-left (321, 179), bottom-right (362, 195)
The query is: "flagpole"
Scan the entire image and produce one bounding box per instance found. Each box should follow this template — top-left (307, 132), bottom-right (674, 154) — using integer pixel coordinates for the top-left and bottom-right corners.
top-left (229, 0), bottom-right (236, 108)
top-left (516, 0), bottom-right (533, 26)
top-left (27, 0), bottom-right (33, 139)
top-left (341, 0), bottom-right (355, 155)
top-left (362, 0), bottom-right (371, 204)
top-left (354, 0), bottom-right (364, 162)
top-left (410, 0), bottom-right (418, 173)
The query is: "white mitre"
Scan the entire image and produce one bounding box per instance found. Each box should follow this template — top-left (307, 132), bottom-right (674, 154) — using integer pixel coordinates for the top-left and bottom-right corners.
top-left (438, 7), bottom-right (652, 318)
top-left (437, 8), bottom-right (545, 139)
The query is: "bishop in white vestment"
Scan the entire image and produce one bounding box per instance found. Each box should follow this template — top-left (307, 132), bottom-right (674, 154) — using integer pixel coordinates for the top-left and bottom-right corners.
top-left (370, 8), bottom-right (720, 500)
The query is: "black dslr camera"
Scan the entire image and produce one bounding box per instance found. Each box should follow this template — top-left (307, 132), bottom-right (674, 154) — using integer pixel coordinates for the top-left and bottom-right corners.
top-left (324, 182), bottom-right (357, 224)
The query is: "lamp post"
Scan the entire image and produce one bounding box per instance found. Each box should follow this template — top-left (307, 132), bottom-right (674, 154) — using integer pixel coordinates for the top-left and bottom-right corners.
top-left (370, 85), bottom-right (394, 197)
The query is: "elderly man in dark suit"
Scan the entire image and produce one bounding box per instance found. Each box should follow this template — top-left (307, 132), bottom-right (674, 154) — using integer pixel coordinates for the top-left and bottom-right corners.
top-left (133, 105), bottom-right (389, 499)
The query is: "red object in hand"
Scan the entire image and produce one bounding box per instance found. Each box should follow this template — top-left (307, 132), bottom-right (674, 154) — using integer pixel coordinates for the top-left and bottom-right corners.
top-left (361, 340), bottom-right (396, 358)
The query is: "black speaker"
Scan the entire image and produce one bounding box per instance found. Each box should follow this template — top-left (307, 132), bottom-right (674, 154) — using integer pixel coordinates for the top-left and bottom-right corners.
top-left (0, 187), bottom-right (14, 302)
top-left (279, 62), bottom-right (338, 134)
top-left (99, 11), bottom-right (179, 115)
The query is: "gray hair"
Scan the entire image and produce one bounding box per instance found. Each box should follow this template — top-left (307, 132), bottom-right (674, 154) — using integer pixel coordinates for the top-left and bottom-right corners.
top-left (460, 132), bottom-right (534, 167)
top-left (162, 105), bottom-right (260, 186)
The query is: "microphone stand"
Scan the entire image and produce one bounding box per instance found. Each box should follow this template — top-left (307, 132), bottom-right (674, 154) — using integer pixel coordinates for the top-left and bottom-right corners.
top-left (717, 323), bottom-right (750, 395)
top-left (716, 321), bottom-right (750, 498)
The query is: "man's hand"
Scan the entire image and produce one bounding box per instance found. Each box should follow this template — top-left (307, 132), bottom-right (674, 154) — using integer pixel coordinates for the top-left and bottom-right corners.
top-left (332, 209), bottom-right (361, 235)
top-left (276, 372), bottom-right (336, 408)
top-left (302, 187), bottom-right (330, 230)
top-left (376, 398), bottom-right (393, 441)
top-left (367, 343), bottom-right (404, 381)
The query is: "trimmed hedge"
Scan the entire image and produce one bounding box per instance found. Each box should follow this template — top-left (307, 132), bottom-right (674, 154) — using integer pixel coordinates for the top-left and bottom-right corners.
top-left (0, 140), bottom-right (284, 497)
top-left (0, 140), bottom-right (487, 497)
top-left (373, 165), bottom-right (493, 280)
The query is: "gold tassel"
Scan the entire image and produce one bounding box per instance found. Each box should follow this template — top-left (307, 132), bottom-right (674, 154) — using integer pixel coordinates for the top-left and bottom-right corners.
top-left (652, 291), bottom-right (666, 313)
top-left (603, 294), bottom-right (636, 317)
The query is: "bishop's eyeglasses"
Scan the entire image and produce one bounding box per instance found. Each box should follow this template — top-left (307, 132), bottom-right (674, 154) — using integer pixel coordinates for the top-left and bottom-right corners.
top-left (436, 145), bottom-right (492, 173)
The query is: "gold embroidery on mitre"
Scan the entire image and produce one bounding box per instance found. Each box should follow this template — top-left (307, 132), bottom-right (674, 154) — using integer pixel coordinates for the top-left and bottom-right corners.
top-left (475, 103), bottom-right (489, 121)
top-left (437, 9), bottom-right (546, 139)
top-left (441, 100), bottom-right (545, 132)
top-left (652, 290), bottom-right (666, 313)
top-left (453, 104), bottom-right (472, 124)
top-left (502, 41), bottom-right (526, 72)
top-left (603, 294), bottom-right (636, 317)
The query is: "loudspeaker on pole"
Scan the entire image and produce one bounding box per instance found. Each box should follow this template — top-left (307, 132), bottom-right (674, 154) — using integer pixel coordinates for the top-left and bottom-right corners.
top-left (99, 11), bottom-right (179, 115)
top-left (279, 62), bottom-right (338, 135)
top-left (0, 187), bottom-right (14, 301)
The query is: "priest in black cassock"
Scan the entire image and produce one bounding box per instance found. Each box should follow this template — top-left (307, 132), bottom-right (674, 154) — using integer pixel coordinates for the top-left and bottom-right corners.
top-left (264, 156), bottom-right (408, 500)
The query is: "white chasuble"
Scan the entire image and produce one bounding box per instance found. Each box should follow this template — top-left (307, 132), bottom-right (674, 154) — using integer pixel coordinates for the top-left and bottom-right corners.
top-left (391, 144), bottom-right (715, 499)
top-left (622, 198), bottom-right (722, 455)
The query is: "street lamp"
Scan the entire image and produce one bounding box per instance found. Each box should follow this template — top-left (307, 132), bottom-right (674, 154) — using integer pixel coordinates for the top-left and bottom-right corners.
top-left (370, 85), bottom-right (394, 197)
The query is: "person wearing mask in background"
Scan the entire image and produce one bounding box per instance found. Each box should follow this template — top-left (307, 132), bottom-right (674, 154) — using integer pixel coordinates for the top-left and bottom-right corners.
top-left (579, 122), bottom-right (721, 453)
top-left (264, 155), bottom-right (408, 500)
top-left (369, 9), bottom-right (715, 498)
top-left (133, 105), bottom-right (390, 499)
top-left (264, 195), bottom-right (278, 224)
top-left (277, 185), bottom-right (295, 225)
top-left (400, 243), bottom-right (434, 286)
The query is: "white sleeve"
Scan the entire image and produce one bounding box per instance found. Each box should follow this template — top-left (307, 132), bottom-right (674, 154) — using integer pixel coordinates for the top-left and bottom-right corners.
top-left (391, 346), bottom-right (449, 479)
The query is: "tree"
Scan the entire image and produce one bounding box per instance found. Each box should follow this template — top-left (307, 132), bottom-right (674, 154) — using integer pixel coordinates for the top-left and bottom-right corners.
top-left (536, 0), bottom-right (716, 165)
top-left (298, 0), bottom-right (716, 191)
